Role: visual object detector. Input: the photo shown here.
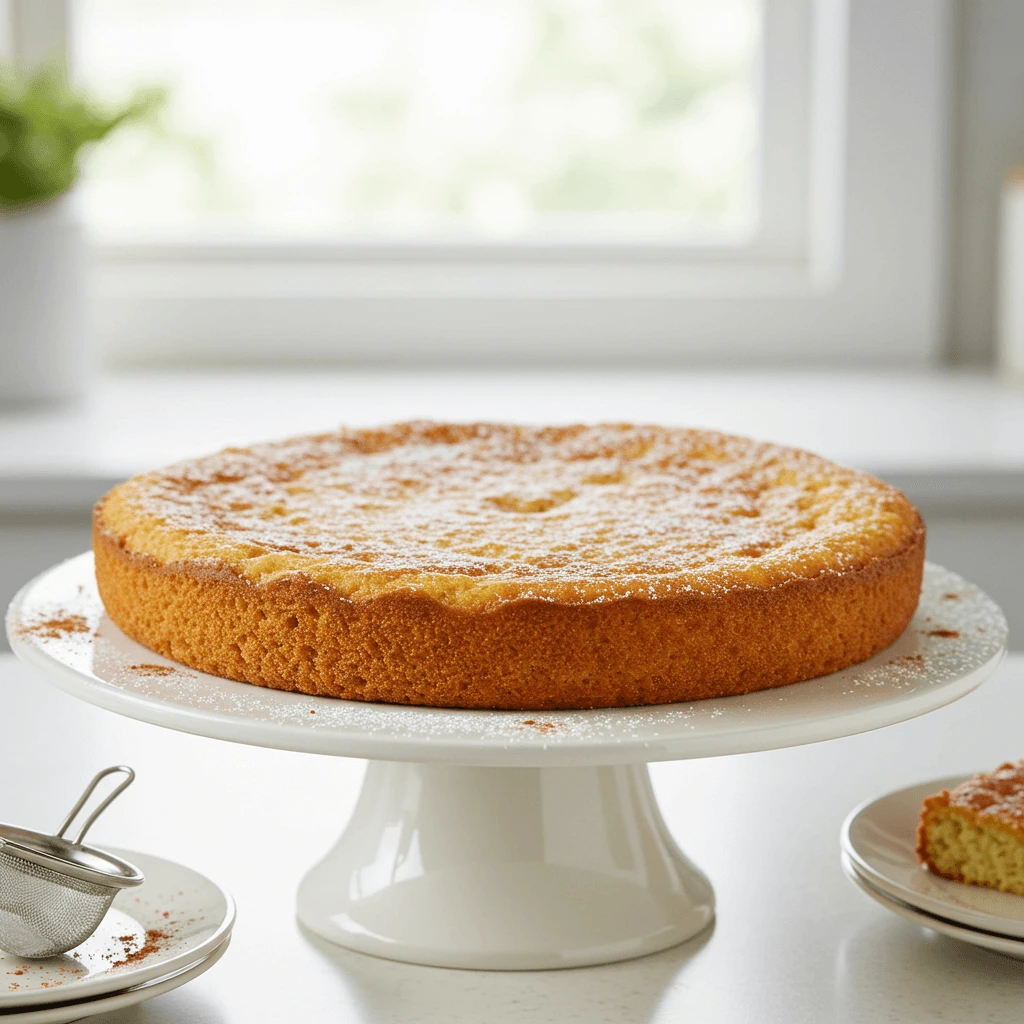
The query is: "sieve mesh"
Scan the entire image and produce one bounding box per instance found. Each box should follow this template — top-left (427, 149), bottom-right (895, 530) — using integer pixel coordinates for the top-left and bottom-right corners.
top-left (0, 849), bottom-right (117, 958)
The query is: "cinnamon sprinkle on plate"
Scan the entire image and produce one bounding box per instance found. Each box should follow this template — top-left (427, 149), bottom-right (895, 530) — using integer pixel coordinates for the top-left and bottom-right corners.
top-left (16, 614), bottom-right (90, 640)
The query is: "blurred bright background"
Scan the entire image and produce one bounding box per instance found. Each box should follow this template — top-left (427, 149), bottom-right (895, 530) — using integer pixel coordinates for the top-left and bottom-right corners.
top-left (77, 0), bottom-right (757, 241)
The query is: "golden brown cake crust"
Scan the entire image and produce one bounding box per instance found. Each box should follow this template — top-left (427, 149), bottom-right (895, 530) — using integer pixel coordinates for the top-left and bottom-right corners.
top-left (92, 422), bottom-right (925, 710)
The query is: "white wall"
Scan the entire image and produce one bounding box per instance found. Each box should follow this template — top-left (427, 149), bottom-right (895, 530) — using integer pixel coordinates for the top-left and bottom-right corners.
top-left (948, 0), bottom-right (1024, 363)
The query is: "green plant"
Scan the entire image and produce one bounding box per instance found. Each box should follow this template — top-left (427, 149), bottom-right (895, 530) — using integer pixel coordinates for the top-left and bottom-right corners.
top-left (0, 64), bottom-right (163, 210)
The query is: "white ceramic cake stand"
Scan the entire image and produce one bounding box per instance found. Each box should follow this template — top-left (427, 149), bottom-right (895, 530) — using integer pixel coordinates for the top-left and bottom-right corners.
top-left (6, 555), bottom-right (1008, 971)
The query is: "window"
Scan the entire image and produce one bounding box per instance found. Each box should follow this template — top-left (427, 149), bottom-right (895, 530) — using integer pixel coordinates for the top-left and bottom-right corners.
top-left (3, 0), bottom-right (955, 365)
top-left (79, 0), bottom-right (759, 242)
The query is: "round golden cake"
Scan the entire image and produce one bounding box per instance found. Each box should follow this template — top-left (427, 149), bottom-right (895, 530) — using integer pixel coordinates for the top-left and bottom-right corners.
top-left (92, 422), bottom-right (925, 710)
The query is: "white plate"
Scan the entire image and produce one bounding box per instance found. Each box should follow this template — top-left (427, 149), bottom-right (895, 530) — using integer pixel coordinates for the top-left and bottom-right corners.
top-left (843, 854), bottom-right (1024, 961)
top-left (0, 935), bottom-right (229, 1023)
top-left (0, 849), bottom-right (234, 1008)
top-left (842, 777), bottom-right (1024, 940)
top-left (6, 554), bottom-right (1008, 767)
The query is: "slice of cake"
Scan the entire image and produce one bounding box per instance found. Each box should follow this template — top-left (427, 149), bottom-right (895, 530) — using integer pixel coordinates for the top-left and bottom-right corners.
top-left (92, 422), bottom-right (925, 710)
top-left (917, 762), bottom-right (1024, 896)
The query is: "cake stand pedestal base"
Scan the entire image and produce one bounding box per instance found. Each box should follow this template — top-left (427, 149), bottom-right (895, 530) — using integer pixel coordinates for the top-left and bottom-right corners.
top-left (296, 762), bottom-right (714, 970)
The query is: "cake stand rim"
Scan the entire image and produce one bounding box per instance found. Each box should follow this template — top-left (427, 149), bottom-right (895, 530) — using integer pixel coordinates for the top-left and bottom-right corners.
top-left (5, 553), bottom-right (1008, 767)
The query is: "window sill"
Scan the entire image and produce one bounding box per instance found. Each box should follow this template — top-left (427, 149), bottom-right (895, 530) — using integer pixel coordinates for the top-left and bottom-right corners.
top-left (1, 367), bottom-right (1022, 514)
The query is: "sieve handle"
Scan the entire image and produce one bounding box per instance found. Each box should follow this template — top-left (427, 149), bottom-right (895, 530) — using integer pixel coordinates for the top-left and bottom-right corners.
top-left (55, 765), bottom-right (136, 846)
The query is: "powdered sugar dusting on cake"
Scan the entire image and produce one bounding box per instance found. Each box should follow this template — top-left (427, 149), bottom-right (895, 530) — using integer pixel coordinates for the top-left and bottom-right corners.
top-left (96, 422), bottom-right (921, 611)
top-left (947, 763), bottom-right (1024, 834)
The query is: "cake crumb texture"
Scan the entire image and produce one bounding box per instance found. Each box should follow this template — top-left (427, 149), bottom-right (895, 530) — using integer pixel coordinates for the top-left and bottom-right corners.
top-left (917, 762), bottom-right (1024, 896)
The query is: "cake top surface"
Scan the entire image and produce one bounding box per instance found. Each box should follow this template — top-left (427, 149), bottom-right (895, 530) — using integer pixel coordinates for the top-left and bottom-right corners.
top-left (96, 422), bottom-right (922, 611)
top-left (945, 762), bottom-right (1024, 833)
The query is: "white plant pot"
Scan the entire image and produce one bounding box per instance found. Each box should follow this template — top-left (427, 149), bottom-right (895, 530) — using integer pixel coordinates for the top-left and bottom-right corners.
top-left (0, 194), bottom-right (88, 403)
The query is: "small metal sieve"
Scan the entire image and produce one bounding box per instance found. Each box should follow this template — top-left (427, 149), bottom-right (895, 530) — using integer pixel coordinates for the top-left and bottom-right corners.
top-left (0, 766), bottom-right (144, 958)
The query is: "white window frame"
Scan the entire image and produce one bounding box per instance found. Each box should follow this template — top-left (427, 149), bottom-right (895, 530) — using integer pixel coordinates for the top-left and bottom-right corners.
top-left (6, 0), bottom-right (954, 366)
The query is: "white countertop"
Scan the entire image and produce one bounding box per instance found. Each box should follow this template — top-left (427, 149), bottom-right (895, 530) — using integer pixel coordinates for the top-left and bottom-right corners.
top-left (3, 651), bottom-right (1024, 1022)
top-left (3, 368), bottom-right (1024, 510)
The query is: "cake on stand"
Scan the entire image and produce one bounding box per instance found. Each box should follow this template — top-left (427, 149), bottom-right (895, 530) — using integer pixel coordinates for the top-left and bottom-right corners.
top-left (7, 554), bottom-right (1007, 970)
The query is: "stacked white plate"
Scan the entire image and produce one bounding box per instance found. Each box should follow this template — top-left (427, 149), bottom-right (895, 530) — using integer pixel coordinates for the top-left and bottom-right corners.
top-left (0, 850), bottom-right (234, 1023)
top-left (842, 777), bottom-right (1024, 960)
